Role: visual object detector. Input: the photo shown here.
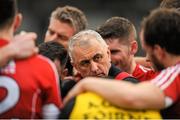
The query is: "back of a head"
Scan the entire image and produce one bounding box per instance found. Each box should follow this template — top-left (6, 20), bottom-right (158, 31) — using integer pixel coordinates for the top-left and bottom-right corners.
top-left (142, 8), bottom-right (180, 55)
top-left (96, 16), bottom-right (137, 43)
top-left (0, 0), bottom-right (17, 29)
top-left (160, 0), bottom-right (180, 9)
top-left (51, 5), bottom-right (88, 33)
top-left (38, 41), bottom-right (68, 68)
top-left (68, 30), bottom-right (108, 61)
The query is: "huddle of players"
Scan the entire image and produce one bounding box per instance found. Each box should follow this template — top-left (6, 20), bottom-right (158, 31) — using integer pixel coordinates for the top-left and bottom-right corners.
top-left (0, 0), bottom-right (179, 119)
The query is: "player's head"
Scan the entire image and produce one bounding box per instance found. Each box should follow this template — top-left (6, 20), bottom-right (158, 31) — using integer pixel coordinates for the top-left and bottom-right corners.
top-left (0, 0), bottom-right (22, 33)
top-left (160, 0), bottom-right (180, 11)
top-left (96, 17), bottom-right (138, 71)
top-left (141, 8), bottom-right (180, 71)
top-left (68, 30), bottom-right (111, 78)
top-left (44, 5), bottom-right (88, 49)
top-left (39, 41), bottom-right (68, 79)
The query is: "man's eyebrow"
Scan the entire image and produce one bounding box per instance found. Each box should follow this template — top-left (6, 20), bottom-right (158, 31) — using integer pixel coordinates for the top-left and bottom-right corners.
top-left (56, 32), bottom-right (69, 39)
top-left (110, 49), bottom-right (120, 52)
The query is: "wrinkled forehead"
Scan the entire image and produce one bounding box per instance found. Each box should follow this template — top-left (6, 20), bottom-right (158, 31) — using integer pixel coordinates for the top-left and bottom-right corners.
top-left (72, 34), bottom-right (104, 50)
top-left (71, 39), bottom-right (106, 62)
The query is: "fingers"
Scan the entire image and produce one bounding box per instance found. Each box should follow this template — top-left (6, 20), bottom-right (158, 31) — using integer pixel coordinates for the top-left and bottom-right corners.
top-left (34, 47), bottom-right (39, 53)
top-left (12, 31), bottom-right (39, 59)
top-left (14, 31), bottom-right (37, 42)
top-left (63, 91), bottom-right (74, 106)
top-left (63, 86), bottom-right (79, 105)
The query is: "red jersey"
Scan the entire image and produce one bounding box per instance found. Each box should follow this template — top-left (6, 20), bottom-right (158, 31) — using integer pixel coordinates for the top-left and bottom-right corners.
top-left (0, 39), bottom-right (62, 119)
top-left (132, 64), bottom-right (158, 82)
top-left (151, 63), bottom-right (180, 118)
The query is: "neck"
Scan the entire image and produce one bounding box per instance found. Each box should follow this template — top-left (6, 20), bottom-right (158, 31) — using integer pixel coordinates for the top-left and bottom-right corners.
top-left (164, 54), bottom-right (180, 67)
top-left (0, 27), bottom-right (14, 41)
top-left (125, 58), bottom-right (137, 74)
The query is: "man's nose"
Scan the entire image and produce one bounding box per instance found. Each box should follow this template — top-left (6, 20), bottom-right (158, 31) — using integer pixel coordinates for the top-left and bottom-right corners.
top-left (90, 61), bottom-right (98, 73)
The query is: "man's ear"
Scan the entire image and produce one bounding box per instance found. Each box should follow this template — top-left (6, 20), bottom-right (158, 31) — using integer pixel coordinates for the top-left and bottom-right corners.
top-left (13, 13), bottom-right (22, 32)
top-left (107, 46), bottom-right (111, 62)
top-left (62, 68), bottom-right (68, 77)
top-left (130, 41), bottom-right (138, 55)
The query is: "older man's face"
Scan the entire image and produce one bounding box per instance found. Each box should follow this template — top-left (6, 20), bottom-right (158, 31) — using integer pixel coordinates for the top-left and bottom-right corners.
top-left (71, 39), bottom-right (111, 78)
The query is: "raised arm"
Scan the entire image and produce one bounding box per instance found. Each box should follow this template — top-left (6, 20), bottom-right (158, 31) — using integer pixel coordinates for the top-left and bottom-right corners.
top-left (0, 32), bottom-right (38, 67)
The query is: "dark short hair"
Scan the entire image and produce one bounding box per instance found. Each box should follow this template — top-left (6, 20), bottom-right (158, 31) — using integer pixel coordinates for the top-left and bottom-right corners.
top-left (38, 41), bottom-right (68, 68)
top-left (160, 0), bottom-right (180, 10)
top-left (0, 0), bottom-right (17, 29)
top-left (50, 5), bottom-right (88, 33)
top-left (96, 16), bottom-right (137, 43)
top-left (142, 8), bottom-right (180, 55)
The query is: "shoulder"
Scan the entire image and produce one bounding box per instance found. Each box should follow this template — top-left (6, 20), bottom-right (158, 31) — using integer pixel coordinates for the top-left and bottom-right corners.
top-left (133, 64), bottom-right (152, 74)
top-left (22, 55), bottom-right (56, 71)
top-left (151, 63), bottom-right (180, 90)
top-left (16, 55), bottom-right (59, 80)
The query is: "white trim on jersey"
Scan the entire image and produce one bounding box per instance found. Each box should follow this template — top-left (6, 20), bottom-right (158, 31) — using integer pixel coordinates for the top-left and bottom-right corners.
top-left (160, 66), bottom-right (180, 90)
top-left (165, 96), bottom-right (173, 108)
top-left (31, 88), bottom-right (41, 119)
top-left (37, 55), bottom-right (61, 118)
top-left (37, 55), bottom-right (60, 92)
top-left (138, 64), bottom-right (151, 73)
top-left (150, 63), bottom-right (180, 108)
top-left (151, 66), bottom-right (177, 86)
top-left (42, 104), bottom-right (60, 119)
top-left (151, 64), bottom-right (180, 89)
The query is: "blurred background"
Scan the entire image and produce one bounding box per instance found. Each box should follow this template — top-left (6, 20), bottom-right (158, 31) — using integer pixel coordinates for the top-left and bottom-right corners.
top-left (17, 0), bottom-right (161, 56)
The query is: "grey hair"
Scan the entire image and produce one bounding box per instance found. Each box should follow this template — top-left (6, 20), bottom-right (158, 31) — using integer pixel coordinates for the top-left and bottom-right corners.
top-left (68, 29), bottom-right (108, 62)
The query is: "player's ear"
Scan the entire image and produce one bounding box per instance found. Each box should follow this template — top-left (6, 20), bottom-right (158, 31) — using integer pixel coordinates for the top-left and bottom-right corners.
top-left (13, 13), bottom-right (22, 32)
top-left (62, 68), bottom-right (68, 78)
top-left (130, 41), bottom-right (138, 55)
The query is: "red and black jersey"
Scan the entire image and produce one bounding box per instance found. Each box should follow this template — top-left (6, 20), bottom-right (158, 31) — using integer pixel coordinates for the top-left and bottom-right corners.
top-left (0, 39), bottom-right (62, 119)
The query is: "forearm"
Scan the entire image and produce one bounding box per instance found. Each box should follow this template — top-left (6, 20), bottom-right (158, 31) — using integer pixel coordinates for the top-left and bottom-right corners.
top-left (134, 57), bottom-right (151, 68)
top-left (82, 77), bottom-right (165, 109)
